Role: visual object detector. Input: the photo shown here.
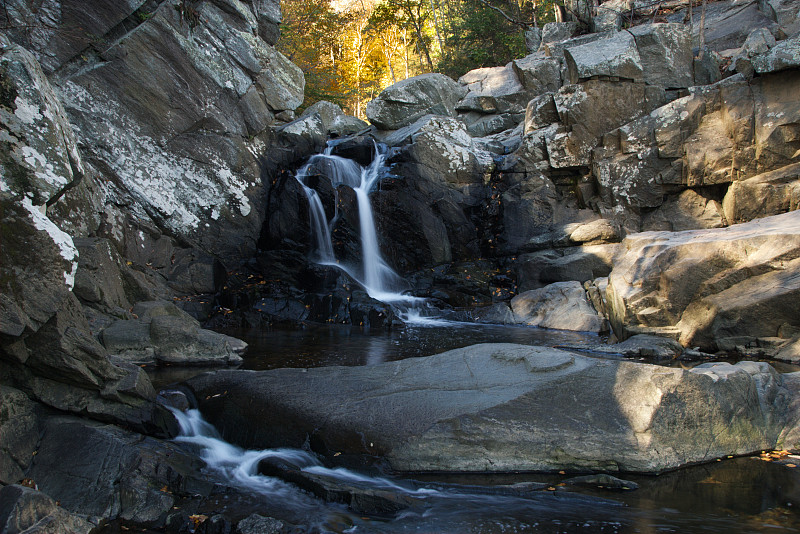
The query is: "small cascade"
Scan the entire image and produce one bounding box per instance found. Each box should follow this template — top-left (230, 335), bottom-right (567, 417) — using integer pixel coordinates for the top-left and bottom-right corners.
top-left (295, 142), bottom-right (428, 314)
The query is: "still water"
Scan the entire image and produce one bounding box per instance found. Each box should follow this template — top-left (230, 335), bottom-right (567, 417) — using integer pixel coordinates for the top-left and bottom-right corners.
top-left (138, 322), bottom-right (800, 533)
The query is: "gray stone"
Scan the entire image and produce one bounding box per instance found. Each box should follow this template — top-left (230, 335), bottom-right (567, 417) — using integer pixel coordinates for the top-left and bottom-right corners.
top-left (237, 513), bottom-right (286, 534)
top-left (458, 64), bottom-right (531, 114)
top-left (187, 344), bottom-right (792, 474)
top-left (73, 238), bottom-right (133, 314)
top-left (511, 281), bottom-right (608, 332)
top-left (0, 484), bottom-right (94, 534)
top-left (642, 189), bottom-right (726, 232)
top-left (681, 0), bottom-right (779, 53)
top-left (693, 50), bottom-right (722, 86)
top-left (101, 320), bottom-right (155, 364)
top-left (523, 93), bottom-right (559, 134)
top-left (511, 55), bottom-right (562, 96)
top-left (366, 73), bottom-right (467, 130)
top-left (723, 162), bottom-right (800, 223)
top-left (150, 315), bottom-right (245, 365)
top-left (524, 26), bottom-right (542, 53)
top-left (606, 210), bottom-right (800, 351)
top-left (568, 219), bottom-right (621, 244)
top-left (544, 32), bottom-right (613, 61)
top-left (539, 22), bottom-right (579, 47)
top-left (593, 0), bottom-right (626, 32)
top-left (473, 303), bottom-right (516, 324)
top-left (629, 24), bottom-right (693, 89)
top-left (565, 474), bottom-right (639, 490)
top-left (592, 334), bottom-right (684, 360)
top-left (753, 35), bottom-right (800, 73)
top-left (564, 31), bottom-right (644, 84)
top-left (760, 0), bottom-right (800, 36)
top-left (515, 246), bottom-right (618, 291)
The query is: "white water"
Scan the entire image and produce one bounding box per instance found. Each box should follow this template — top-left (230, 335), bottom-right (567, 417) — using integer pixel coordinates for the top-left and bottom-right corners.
top-left (295, 144), bottom-right (428, 311)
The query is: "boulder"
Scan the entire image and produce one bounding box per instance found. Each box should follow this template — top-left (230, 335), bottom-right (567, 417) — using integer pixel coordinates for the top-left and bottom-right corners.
top-left (28, 415), bottom-right (206, 523)
top-left (515, 245), bottom-right (619, 291)
top-left (511, 55), bottom-right (562, 96)
top-left (186, 343), bottom-right (793, 473)
top-left (628, 24), bottom-right (693, 89)
top-left (642, 189), bottom-right (726, 232)
top-left (590, 334), bottom-right (684, 360)
top-left (511, 281), bottom-right (608, 332)
top-left (0, 484), bottom-right (94, 534)
top-left (237, 514), bottom-right (287, 534)
top-left (680, 0), bottom-right (779, 52)
top-left (539, 22), bottom-right (579, 47)
top-left (722, 162), bottom-right (800, 223)
top-left (101, 301), bottom-right (246, 366)
top-left (523, 94), bottom-right (559, 134)
top-left (366, 73), bottom-right (467, 130)
top-left (564, 31), bottom-right (644, 84)
top-left (752, 35), bottom-right (800, 73)
top-left (458, 64), bottom-right (531, 115)
top-left (72, 238), bottom-right (134, 314)
top-left (760, 0), bottom-right (800, 36)
top-left (606, 210), bottom-right (800, 351)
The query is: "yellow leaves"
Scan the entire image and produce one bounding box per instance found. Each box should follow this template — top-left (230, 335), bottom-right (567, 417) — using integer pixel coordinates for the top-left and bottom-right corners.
top-left (189, 515), bottom-right (208, 528)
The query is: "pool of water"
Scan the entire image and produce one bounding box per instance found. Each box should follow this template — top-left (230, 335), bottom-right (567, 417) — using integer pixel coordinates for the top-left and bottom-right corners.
top-left (140, 323), bottom-right (800, 533)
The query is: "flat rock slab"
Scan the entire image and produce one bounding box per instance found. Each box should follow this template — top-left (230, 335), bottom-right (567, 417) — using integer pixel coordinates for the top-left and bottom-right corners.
top-left (186, 343), bottom-right (792, 474)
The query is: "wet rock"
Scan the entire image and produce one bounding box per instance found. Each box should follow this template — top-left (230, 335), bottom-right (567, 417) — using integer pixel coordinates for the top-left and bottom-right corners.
top-left (366, 73), bottom-right (467, 130)
top-left (0, 484), bottom-right (94, 534)
top-left (606, 210), bottom-right (800, 351)
top-left (258, 457), bottom-right (414, 516)
top-left (511, 281), bottom-right (608, 332)
top-left (237, 513), bottom-right (286, 534)
top-left (28, 415), bottom-right (206, 523)
top-left (187, 344), bottom-right (792, 474)
top-left (565, 474), bottom-right (639, 490)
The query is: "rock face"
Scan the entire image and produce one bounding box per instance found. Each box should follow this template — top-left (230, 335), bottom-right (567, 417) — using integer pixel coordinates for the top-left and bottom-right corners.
top-left (606, 210), bottom-right (800, 351)
top-left (510, 281), bottom-right (607, 332)
top-left (187, 343), bottom-right (794, 473)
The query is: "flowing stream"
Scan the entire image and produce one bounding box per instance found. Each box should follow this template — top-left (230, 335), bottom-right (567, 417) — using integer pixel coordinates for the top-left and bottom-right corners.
top-left (168, 404), bottom-right (800, 533)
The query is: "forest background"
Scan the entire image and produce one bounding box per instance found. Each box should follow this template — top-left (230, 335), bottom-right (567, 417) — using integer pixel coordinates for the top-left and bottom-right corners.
top-left (278, 0), bottom-right (566, 118)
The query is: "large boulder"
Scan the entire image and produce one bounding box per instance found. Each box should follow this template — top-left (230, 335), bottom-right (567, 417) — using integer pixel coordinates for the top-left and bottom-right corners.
top-left (628, 23), bottom-right (693, 89)
top-left (0, 484), bottom-right (94, 534)
top-left (722, 162), bottom-right (800, 223)
top-left (366, 73), bottom-right (467, 130)
top-left (752, 35), bottom-right (800, 74)
top-left (510, 281), bottom-right (608, 332)
top-left (564, 31), bottom-right (644, 84)
top-left (606, 210), bottom-right (800, 351)
top-left (187, 343), bottom-right (793, 474)
top-left (0, 387), bottom-right (39, 486)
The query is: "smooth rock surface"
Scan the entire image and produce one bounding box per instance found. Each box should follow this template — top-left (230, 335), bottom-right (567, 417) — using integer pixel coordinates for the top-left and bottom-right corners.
top-left (187, 344), bottom-right (793, 474)
top-left (366, 73), bottom-right (467, 130)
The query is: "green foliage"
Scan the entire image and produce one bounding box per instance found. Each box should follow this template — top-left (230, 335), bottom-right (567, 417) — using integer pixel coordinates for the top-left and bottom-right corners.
top-left (437, 1), bottom-right (529, 79)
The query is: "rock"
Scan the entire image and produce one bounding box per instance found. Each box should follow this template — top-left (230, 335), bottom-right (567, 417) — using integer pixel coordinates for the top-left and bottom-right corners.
top-left (28, 415), bottom-right (205, 523)
top-left (473, 303), bottom-right (516, 324)
top-left (498, 172), bottom-right (564, 251)
top-left (694, 49), bottom-right (722, 86)
top-left (237, 513), bottom-right (287, 534)
top-left (760, 0), bottom-right (800, 36)
top-left (564, 31), bottom-right (644, 84)
top-left (458, 64), bottom-right (531, 115)
top-left (0, 484), bottom-right (94, 534)
top-left (523, 93), bottom-right (559, 134)
top-left (592, 334), bottom-right (684, 360)
top-left (628, 24), bottom-right (693, 89)
top-left (775, 337), bottom-right (800, 363)
top-left (642, 189), bottom-right (726, 232)
top-left (515, 245), bottom-right (618, 291)
top-left (300, 100), bottom-right (367, 137)
top-left (539, 22), bottom-right (579, 47)
top-left (366, 73), bottom-right (467, 130)
top-left (568, 219), bottom-right (621, 245)
top-left (511, 281), bottom-right (608, 332)
top-left (0, 387), bottom-right (39, 486)
top-left (753, 35), bottom-right (800, 73)
top-left (668, 0), bottom-right (779, 52)
top-left (543, 32), bottom-right (613, 61)
top-left (565, 474), bottom-right (639, 490)
top-left (511, 55), bottom-right (562, 96)
top-left (101, 301), bottom-right (245, 366)
top-left (48, 0), bottom-right (305, 263)
top-left (524, 26), bottom-right (542, 53)
top-left (186, 344), bottom-right (792, 474)
top-left (593, 0), bottom-right (625, 32)
top-left (606, 210), bottom-right (800, 351)
top-left (723, 162), bottom-right (800, 223)
top-left (258, 457), bottom-right (414, 516)
top-left (72, 238), bottom-right (134, 314)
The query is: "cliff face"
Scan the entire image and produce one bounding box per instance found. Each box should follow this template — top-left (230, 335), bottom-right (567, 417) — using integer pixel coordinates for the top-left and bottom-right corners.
top-left (0, 0), bottom-right (308, 435)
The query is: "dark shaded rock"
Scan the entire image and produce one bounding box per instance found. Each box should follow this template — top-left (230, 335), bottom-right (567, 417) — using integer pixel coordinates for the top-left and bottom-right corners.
top-left (564, 31), bottom-right (644, 84)
top-left (237, 513), bottom-right (286, 534)
top-left (258, 457), bottom-right (414, 516)
top-left (73, 238), bottom-right (133, 314)
top-left (590, 334), bottom-right (684, 360)
top-left (0, 484), bottom-right (93, 534)
top-left (0, 387), bottom-right (39, 486)
top-left (28, 415), bottom-right (208, 522)
top-left (565, 474), bottom-right (639, 490)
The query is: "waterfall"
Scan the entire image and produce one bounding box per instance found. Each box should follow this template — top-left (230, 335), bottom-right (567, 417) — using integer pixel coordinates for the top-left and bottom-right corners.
top-left (295, 143), bottom-right (424, 307)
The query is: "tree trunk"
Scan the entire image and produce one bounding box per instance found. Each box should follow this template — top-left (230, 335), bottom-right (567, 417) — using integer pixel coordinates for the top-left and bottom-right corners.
top-left (698, 0), bottom-right (707, 59)
top-left (429, 0), bottom-right (445, 56)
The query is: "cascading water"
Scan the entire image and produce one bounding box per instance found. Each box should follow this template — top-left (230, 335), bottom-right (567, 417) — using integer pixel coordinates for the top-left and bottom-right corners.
top-left (296, 142), bottom-right (440, 319)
